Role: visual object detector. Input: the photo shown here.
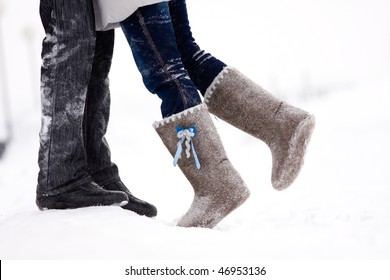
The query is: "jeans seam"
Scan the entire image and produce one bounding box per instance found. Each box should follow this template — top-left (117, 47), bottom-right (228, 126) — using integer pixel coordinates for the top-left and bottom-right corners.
top-left (136, 9), bottom-right (189, 110)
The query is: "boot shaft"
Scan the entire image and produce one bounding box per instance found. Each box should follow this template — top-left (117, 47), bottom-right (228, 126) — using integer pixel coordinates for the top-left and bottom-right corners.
top-left (153, 104), bottom-right (250, 227)
top-left (154, 104), bottom-right (241, 194)
top-left (205, 67), bottom-right (311, 145)
top-left (204, 67), bottom-right (315, 190)
top-left (154, 104), bottom-right (226, 169)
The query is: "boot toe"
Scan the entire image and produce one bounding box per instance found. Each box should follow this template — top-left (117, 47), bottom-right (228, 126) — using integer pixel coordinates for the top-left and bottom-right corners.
top-left (272, 114), bottom-right (315, 190)
top-left (177, 187), bottom-right (250, 228)
top-left (123, 195), bottom-right (158, 217)
top-left (102, 181), bottom-right (158, 217)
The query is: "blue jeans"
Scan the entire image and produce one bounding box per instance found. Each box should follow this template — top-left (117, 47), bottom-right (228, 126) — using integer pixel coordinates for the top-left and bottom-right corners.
top-left (120, 2), bottom-right (202, 118)
top-left (169, 0), bottom-right (226, 95)
top-left (37, 0), bottom-right (120, 196)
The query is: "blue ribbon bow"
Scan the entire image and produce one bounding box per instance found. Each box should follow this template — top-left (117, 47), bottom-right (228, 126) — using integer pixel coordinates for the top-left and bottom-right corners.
top-left (173, 126), bottom-right (201, 170)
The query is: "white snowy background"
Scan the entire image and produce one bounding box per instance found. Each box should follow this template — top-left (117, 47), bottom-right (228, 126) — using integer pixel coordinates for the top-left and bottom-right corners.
top-left (0, 0), bottom-right (390, 260)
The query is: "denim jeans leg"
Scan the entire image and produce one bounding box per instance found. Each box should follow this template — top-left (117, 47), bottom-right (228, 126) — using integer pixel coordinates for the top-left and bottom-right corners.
top-left (84, 30), bottom-right (121, 186)
top-left (168, 0), bottom-right (226, 95)
top-left (37, 0), bottom-right (96, 196)
top-left (120, 3), bottom-right (201, 118)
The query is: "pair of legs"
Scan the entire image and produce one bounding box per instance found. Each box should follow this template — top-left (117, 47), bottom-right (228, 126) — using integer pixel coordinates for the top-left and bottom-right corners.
top-left (120, 0), bottom-right (223, 118)
top-left (120, 2), bottom-right (249, 228)
top-left (120, 0), bottom-right (315, 228)
top-left (37, 0), bottom-right (156, 216)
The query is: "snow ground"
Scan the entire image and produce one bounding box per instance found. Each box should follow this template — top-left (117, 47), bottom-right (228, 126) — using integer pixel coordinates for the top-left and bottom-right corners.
top-left (1, 0), bottom-right (390, 261)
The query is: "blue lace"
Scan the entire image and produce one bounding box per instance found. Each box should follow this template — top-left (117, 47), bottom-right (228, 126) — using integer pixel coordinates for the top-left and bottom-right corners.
top-left (173, 126), bottom-right (201, 170)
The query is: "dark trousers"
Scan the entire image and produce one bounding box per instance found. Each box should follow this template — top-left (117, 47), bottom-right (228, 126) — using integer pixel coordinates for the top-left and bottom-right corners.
top-left (169, 0), bottom-right (226, 95)
top-left (37, 0), bottom-right (120, 196)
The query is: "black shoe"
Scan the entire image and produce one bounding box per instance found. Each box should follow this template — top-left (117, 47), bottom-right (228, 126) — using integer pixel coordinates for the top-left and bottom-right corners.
top-left (36, 182), bottom-right (129, 210)
top-left (102, 181), bottom-right (157, 217)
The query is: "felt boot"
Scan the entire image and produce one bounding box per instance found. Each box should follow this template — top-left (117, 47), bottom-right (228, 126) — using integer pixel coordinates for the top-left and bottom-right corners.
top-left (204, 67), bottom-right (315, 191)
top-left (153, 104), bottom-right (250, 228)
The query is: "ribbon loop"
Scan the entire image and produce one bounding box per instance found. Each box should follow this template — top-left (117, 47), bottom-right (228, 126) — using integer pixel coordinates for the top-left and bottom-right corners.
top-left (173, 126), bottom-right (201, 170)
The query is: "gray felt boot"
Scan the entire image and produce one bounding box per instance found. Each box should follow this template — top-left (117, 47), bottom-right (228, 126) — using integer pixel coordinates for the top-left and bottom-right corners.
top-left (153, 104), bottom-right (250, 228)
top-left (204, 67), bottom-right (315, 191)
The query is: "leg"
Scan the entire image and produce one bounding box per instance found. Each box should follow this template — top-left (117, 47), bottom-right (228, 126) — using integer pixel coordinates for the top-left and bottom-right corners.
top-left (38, 0), bottom-right (96, 195)
top-left (154, 105), bottom-right (250, 228)
top-left (120, 2), bottom-right (201, 118)
top-left (119, 3), bottom-right (249, 227)
top-left (204, 69), bottom-right (315, 190)
top-left (84, 27), bottom-right (157, 217)
top-left (84, 29), bottom-right (120, 186)
top-left (170, 0), bottom-right (315, 190)
top-left (36, 0), bottom-right (127, 208)
top-left (168, 0), bottom-right (226, 95)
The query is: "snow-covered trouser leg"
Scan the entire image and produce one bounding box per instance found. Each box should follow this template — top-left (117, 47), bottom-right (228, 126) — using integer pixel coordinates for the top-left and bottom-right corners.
top-left (204, 68), bottom-right (315, 191)
top-left (82, 30), bottom-right (157, 217)
top-left (154, 104), bottom-right (250, 228)
top-left (36, 0), bottom-right (130, 210)
top-left (83, 30), bottom-right (121, 186)
top-left (38, 0), bottom-right (97, 196)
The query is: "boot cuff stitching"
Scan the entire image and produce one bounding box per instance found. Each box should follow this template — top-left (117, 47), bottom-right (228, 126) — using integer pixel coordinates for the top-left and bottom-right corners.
top-left (152, 104), bottom-right (207, 129)
top-left (203, 66), bottom-right (232, 105)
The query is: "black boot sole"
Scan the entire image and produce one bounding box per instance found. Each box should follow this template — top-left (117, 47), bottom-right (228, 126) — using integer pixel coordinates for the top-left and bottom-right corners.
top-left (36, 197), bottom-right (128, 210)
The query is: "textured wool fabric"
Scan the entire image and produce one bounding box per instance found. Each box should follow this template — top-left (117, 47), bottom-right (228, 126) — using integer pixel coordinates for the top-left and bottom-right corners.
top-left (154, 104), bottom-right (250, 228)
top-left (204, 67), bottom-right (315, 191)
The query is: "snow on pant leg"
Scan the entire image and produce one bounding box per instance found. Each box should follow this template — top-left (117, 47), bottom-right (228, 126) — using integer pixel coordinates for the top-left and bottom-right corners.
top-left (83, 30), bottom-right (121, 186)
top-left (37, 0), bottom-right (96, 196)
top-left (120, 2), bottom-right (201, 118)
top-left (168, 0), bottom-right (226, 95)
